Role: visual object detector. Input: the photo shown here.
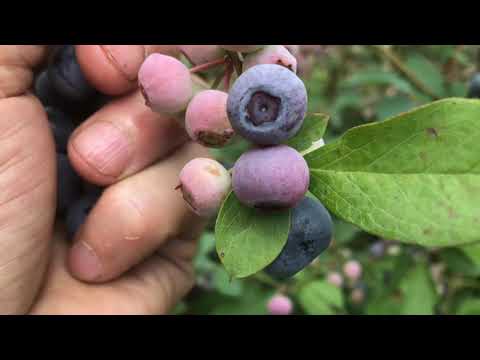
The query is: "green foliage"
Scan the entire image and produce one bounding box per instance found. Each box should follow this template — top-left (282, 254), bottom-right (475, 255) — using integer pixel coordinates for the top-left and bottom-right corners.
top-left (180, 45), bottom-right (480, 316)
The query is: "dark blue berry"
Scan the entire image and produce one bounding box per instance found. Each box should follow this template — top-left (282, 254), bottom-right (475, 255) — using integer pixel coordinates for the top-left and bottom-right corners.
top-left (34, 70), bottom-right (66, 109)
top-left (65, 193), bottom-right (100, 241)
top-left (467, 73), bottom-right (480, 98)
top-left (46, 107), bottom-right (76, 153)
top-left (369, 241), bottom-right (386, 258)
top-left (57, 153), bottom-right (82, 215)
top-left (227, 64), bottom-right (307, 145)
top-left (264, 197), bottom-right (333, 280)
top-left (48, 45), bottom-right (97, 104)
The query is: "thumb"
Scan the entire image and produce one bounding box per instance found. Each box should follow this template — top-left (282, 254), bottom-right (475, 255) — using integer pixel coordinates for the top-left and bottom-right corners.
top-left (0, 45), bottom-right (56, 314)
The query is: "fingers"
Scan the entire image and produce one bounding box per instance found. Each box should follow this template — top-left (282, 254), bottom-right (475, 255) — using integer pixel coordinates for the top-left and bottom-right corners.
top-left (75, 45), bottom-right (180, 96)
top-left (0, 45), bottom-right (48, 98)
top-left (67, 141), bottom-right (209, 283)
top-left (0, 95), bottom-right (56, 314)
top-left (67, 89), bottom-right (188, 186)
top-left (30, 230), bottom-right (196, 315)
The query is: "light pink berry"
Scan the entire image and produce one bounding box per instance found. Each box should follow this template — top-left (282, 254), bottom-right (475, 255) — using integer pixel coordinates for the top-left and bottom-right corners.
top-left (267, 294), bottom-right (293, 315)
top-left (327, 272), bottom-right (344, 288)
top-left (185, 90), bottom-right (235, 148)
top-left (243, 45), bottom-right (298, 73)
top-left (177, 158), bottom-right (231, 217)
top-left (179, 45), bottom-right (225, 65)
top-left (220, 45), bottom-right (265, 53)
top-left (138, 54), bottom-right (193, 114)
top-left (343, 260), bottom-right (362, 281)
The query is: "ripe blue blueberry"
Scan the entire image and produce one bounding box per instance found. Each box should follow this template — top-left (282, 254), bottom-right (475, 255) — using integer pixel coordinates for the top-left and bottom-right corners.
top-left (264, 197), bottom-right (333, 280)
top-left (468, 73), bottom-right (480, 98)
top-left (369, 241), bottom-right (386, 258)
top-left (46, 107), bottom-right (76, 153)
top-left (65, 193), bottom-right (100, 241)
top-left (227, 64), bottom-right (307, 145)
top-left (48, 45), bottom-right (98, 104)
top-left (56, 153), bottom-right (82, 215)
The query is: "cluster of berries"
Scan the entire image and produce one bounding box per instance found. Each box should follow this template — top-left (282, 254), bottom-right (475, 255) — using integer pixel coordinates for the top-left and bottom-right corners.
top-left (33, 45), bottom-right (105, 240)
top-left (137, 45), bottom-right (333, 280)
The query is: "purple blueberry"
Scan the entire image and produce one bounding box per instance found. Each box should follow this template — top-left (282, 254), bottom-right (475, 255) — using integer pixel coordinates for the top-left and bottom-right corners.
top-left (227, 64), bottom-right (307, 145)
top-left (264, 197), bottom-right (333, 280)
top-left (232, 145), bottom-right (309, 209)
top-left (56, 153), bottom-right (82, 215)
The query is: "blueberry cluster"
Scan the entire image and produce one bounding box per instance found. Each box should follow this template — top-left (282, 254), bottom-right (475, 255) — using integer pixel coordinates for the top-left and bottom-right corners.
top-left (139, 45), bottom-right (333, 280)
top-left (34, 45), bottom-right (103, 240)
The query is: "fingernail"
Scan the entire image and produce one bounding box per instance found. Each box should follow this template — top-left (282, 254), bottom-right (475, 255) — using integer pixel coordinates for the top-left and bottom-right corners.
top-left (70, 241), bottom-right (102, 281)
top-left (72, 121), bottom-right (132, 178)
top-left (101, 45), bottom-right (146, 82)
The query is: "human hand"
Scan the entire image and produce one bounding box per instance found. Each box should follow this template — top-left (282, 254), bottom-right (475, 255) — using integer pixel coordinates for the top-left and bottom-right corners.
top-left (0, 45), bottom-right (208, 315)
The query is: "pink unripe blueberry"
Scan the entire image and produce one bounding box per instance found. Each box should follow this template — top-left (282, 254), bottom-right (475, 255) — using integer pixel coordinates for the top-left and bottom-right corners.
top-left (243, 45), bottom-right (298, 73)
top-left (267, 294), bottom-right (293, 315)
top-left (138, 54), bottom-right (193, 115)
top-left (232, 145), bottom-right (309, 209)
top-left (343, 260), bottom-right (362, 281)
top-left (327, 272), bottom-right (344, 288)
top-left (177, 158), bottom-right (231, 217)
top-left (185, 90), bottom-right (235, 148)
top-left (179, 45), bottom-right (225, 65)
top-left (350, 288), bottom-right (365, 304)
top-left (220, 45), bottom-right (265, 53)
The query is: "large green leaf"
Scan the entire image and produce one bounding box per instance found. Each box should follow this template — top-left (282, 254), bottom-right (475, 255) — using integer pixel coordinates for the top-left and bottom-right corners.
top-left (306, 98), bottom-right (480, 247)
top-left (399, 262), bottom-right (437, 315)
top-left (215, 192), bottom-right (291, 278)
top-left (298, 280), bottom-right (343, 315)
top-left (286, 113), bottom-right (329, 155)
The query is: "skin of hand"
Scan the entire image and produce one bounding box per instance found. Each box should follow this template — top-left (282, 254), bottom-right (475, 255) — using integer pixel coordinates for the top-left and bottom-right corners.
top-left (0, 45), bottom-right (208, 315)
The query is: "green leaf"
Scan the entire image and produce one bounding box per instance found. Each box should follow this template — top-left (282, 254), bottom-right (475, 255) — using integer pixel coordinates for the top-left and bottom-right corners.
top-left (342, 70), bottom-right (414, 94)
top-left (298, 280), bottom-right (343, 315)
top-left (399, 262), bottom-right (437, 315)
top-left (211, 266), bottom-right (244, 297)
top-left (375, 95), bottom-right (415, 121)
top-left (215, 192), bottom-right (291, 278)
top-left (406, 54), bottom-right (446, 98)
top-left (455, 299), bottom-right (480, 315)
top-left (286, 113), bottom-right (329, 155)
top-left (306, 98), bottom-right (480, 247)
top-left (459, 242), bottom-right (480, 268)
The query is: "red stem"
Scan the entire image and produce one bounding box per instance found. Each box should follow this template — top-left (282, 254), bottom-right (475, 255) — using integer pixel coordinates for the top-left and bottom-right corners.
top-left (189, 57), bottom-right (227, 74)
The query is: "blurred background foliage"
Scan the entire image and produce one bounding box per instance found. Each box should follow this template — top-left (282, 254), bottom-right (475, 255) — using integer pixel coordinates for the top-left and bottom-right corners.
top-left (173, 45), bottom-right (480, 315)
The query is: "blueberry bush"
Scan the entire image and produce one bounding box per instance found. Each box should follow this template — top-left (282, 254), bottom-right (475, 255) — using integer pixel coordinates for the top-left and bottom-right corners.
top-left (41, 45), bottom-right (480, 315)
top-left (173, 45), bottom-right (480, 315)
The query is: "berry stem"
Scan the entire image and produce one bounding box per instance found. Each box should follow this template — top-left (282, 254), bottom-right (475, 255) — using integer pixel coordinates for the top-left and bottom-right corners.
top-left (223, 62), bottom-right (233, 91)
top-left (189, 57), bottom-right (227, 74)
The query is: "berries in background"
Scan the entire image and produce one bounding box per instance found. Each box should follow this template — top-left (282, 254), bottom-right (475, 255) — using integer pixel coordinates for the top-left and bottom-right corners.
top-left (227, 64), bottom-right (307, 145)
top-left (185, 90), bottom-right (234, 148)
top-left (369, 241), bottom-right (386, 258)
top-left (65, 193), bottom-right (101, 241)
top-left (243, 45), bottom-right (298, 73)
top-left (180, 45), bottom-right (225, 65)
top-left (56, 153), bottom-right (82, 215)
top-left (177, 158), bottom-right (231, 217)
top-left (264, 197), bottom-right (333, 280)
top-left (220, 45), bottom-right (265, 53)
top-left (327, 272), bottom-right (344, 288)
top-left (138, 54), bottom-right (193, 115)
top-left (46, 106), bottom-right (76, 153)
top-left (467, 73), bottom-right (480, 98)
top-left (267, 294), bottom-right (293, 315)
top-left (232, 145), bottom-right (309, 209)
top-left (343, 260), bottom-right (362, 281)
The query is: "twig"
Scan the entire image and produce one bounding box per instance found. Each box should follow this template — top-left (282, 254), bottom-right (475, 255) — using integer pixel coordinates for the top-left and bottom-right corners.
top-left (371, 45), bottom-right (440, 100)
top-left (190, 57), bottom-right (227, 74)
